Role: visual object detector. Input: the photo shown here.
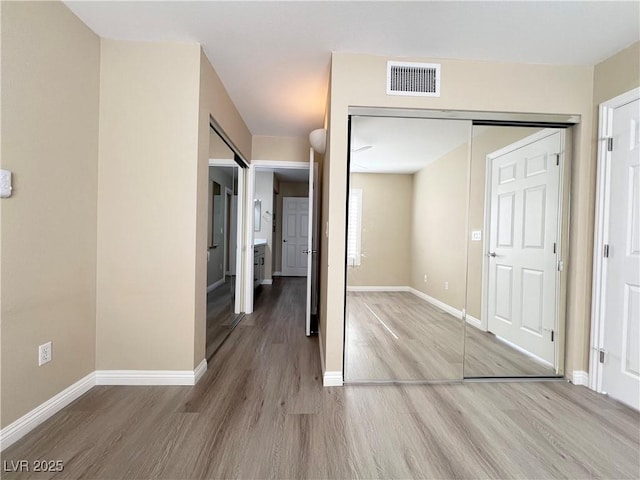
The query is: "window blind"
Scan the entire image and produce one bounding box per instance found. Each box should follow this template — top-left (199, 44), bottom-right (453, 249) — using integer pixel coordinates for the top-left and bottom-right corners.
top-left (347, 189), bottom-right (362, 266)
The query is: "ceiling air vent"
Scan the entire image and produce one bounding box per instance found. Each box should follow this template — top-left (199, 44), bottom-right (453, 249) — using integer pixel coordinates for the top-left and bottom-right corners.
top-left (387, 61), bottom-right (440, 97)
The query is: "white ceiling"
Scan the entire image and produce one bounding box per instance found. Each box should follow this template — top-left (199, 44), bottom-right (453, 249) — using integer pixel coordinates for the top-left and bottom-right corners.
top-left (350, 116), bottom-right (476, 173)
top-left (65, 1), bottom-right (639, 138)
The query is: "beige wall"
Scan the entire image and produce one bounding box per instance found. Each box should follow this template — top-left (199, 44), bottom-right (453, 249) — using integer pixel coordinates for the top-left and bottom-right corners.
top-left (252, 136), bottom-right (309, 162)
top-left (274, 181), bottom-right (309, 274)
top-left (96, 40), bottom-right (201, 371)
top-left (593, 42), bottom-right (640, 105)
top-left (409, 146), bottom-right (468, 309)
top-left (1, 1), bottom-right (100, 427)
top-left (209, 128), bottom-right (235, 160)
top-left (322, 52), bottom-right (595, 375)
top-left (347, 173), bottom-right (412, 287)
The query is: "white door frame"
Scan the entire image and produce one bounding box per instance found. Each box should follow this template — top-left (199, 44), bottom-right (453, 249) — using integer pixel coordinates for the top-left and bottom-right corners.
top-left (209, 158), bottom-right (246, 315)
top-left (223, 186), bottom-right (233, 276)
top-left (589, 87), bottom-right (640, 392)
top-left (246, 160), bottom-right (311, 313)
top-left (480, 128), bottom-right (568, 372)
top-left (306, 148), bottom-right (319, 336)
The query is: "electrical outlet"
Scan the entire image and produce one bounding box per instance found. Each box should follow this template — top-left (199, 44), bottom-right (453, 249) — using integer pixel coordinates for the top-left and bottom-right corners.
top-left (38, 341), bottom-right (52, 366)
top-left (444, 281), bottom-right (449, 290)
top-left (423, 274), bottom-right (428, 283)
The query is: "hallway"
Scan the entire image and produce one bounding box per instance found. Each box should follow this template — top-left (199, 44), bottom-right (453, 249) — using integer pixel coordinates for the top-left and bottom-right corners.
top-left (2, 278), bottom-right (639, 479)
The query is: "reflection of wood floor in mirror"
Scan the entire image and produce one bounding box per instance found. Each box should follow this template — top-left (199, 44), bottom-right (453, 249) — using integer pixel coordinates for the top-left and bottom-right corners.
top-left (345, 291), bottom-right (554, 381)
top-left (464, 324), bottom-right (556, 377)
top-left (206, 276), bottom-right (236, 360)
top-left (346, 291), bottom-right (464, 381)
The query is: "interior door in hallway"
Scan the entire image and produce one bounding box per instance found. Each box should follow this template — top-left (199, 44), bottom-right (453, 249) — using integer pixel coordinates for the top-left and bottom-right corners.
top-left (487, 130), bottom-right (562, 366)
top-left (600, 97), bottom-right (640, 410)
top-left (282, 196), bottom-right (309, 276)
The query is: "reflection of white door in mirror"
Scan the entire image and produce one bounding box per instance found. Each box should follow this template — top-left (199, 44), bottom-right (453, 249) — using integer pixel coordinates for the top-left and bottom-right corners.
top-left (485, 130), bottom-right (562, 367)
top-left (282, 197), bottom-right (309, 276)
top-left (254, 199), bottom-right (261, 232)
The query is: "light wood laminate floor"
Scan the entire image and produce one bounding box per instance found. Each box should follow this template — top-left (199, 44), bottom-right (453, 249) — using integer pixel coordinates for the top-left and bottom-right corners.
top-left (346, 291), bottom-right (555, 381)
top-left (2, 278), bottom-right (638, 479)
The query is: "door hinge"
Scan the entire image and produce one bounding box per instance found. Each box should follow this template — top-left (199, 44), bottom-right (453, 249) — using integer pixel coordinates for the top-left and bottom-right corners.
top-left (599, 349), bottom-right (605, 363)
top-left (604, 244), bottom-right (610, 258)
top-left (553, 242), bottom-right (557, 254)
top-left (557, 260), bottom-right (564, 271)
top-left (551, 330), bottom-right (555, 342)
top-left (555, 153), bottom-right (560, 166)
top-left (606, 137), bottom-right (614, 152)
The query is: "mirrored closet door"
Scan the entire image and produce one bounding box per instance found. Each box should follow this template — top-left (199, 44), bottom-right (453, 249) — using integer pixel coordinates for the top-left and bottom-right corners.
top-left (463, 125), bottom-right (569, 378)
top-left (206, 126), bottom-right (245, 359)
top-left (344, 116), bottom-right (472, 382)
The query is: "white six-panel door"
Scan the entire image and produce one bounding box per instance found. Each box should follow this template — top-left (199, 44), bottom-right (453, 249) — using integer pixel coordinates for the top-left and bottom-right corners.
top-left (600, 98), bottom-right (640, 410)
top-left (487, 131), bottom-right (562, 366)
top-left (282, 197), bottom-right (309, 276)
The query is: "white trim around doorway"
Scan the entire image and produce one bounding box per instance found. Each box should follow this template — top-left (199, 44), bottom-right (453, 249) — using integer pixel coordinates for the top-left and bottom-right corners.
top-left (589, 87), bottom-right (640, 392)
top-left (246, 160), bottom-right (310, 313)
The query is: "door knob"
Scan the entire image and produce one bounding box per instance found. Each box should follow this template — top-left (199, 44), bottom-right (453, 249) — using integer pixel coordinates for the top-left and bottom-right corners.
top-left (487, 252), bottom-right (497, 257)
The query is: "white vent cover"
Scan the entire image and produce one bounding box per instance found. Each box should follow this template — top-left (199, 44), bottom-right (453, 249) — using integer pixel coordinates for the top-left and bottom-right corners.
top-left (386, 61), bottom-right (440, 97)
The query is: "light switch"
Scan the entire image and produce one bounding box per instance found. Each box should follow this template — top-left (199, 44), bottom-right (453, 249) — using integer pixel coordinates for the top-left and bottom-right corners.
top-left (0, 169), bottom-right (12, 198)
top-left (471, 230), bottom-right (482, 241)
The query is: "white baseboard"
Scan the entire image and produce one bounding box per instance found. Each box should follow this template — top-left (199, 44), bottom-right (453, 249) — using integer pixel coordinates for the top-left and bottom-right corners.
top-left (1, 361), bottom-right (211, 451)
top-left (571, 370), bottom-right (589, 386)
top-left (194, 359), bottom-right (208, 384)
top-left (261, 279), bottom-right (273, 285)
top-left (95, 367), bottom-right (203, 386)
top-left (323, 371), bottom-right (343, 387)
top-left (465, 313), bottom-right (482, 329)
top-left (347, 285), bottom-right (410, 292)
top-left (0, 372), bottom-right (95, 451)
top-left (207, 277), bottom-right (225, 293)
top-left (317, 327), bottom-right (342, 386)
top-left (408, 287), bottom-right (463, 319)
top-left (349, 286), bottom-right (484, 331)
top-left (273, 271), bottom-right (282, 276)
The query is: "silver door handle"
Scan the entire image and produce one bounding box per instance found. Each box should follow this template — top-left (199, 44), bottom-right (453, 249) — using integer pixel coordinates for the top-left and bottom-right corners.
top-left (487, 252), bottom-right (497, 257)
top-left (303, 250), bottom-right (317, 254)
